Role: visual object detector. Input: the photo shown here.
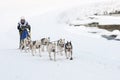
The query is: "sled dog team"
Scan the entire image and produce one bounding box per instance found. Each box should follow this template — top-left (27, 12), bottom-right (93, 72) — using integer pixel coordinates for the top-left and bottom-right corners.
top-left (20, 36), bottom-right (73, 61)
top-left (18, 17), bottom-right (73, 61)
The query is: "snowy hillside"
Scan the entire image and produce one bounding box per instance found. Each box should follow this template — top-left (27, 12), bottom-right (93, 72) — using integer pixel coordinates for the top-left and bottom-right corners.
top-left (0, 0), bottom-right (120, 80)
top-left (58, 0), bottom-right (120, 23)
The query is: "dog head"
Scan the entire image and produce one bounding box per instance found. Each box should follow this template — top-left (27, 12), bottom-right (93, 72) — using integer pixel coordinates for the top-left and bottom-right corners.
top-left (65, 41), bottom-right (72, 49)
top-left (57, 39), bottom-right (65, 47)
top-left (41, 37), bottom-right (50, 45)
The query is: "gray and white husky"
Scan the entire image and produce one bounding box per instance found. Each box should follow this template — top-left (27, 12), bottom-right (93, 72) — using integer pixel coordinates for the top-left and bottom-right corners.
top-left (41, 37), bottom-right (50, 52)
top-left (29, 40), bottom-right (41, 56)
top-left (20, 36), bottom-right (31, 53)
top-left (65, 41), bottom-right (73, 60)
top-left (57, 39), bottom-right (65, 55)
top-left (47, 42), bottom-right (57, 61)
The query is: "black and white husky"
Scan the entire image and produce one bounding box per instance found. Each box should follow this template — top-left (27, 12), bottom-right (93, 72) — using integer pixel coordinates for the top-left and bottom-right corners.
top-left (41, 37), bottom-right (50, 52)
top-left (47, 42), bottom-right (56, 61)
top-left (57, 39), bottom-right (65, 55)
top-left (65, 41), bottom-right (73, 60)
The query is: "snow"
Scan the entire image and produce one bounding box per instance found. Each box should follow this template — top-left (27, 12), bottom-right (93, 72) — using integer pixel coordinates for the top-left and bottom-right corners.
top-left (58, 0), bottom-right (120, 23)
top-left (0, 0), bottom-right (120, 80)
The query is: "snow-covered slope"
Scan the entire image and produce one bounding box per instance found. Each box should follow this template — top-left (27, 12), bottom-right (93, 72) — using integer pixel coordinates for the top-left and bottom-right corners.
top-left (58, 0), bottom-right (120, 23)
top-left (0, 0), bottom-right (120, 80)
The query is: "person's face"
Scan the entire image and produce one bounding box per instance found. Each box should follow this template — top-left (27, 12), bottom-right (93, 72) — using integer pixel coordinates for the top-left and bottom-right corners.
top-left (21, 19), bottom-right (25, 24)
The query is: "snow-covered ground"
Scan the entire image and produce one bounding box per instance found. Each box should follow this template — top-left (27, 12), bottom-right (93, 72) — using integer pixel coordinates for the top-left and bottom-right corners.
top-left (0, 0), bottom-right (120, 80)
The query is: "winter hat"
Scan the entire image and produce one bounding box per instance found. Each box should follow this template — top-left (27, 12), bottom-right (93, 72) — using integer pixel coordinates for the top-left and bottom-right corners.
top-left (20, 16), bottom-right (25, 20)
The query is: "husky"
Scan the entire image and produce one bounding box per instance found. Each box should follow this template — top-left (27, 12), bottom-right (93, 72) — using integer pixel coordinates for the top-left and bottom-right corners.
top-left (65, 41), bottom-right (73, 60)
top-left (41, 37), bottom-right (50, 52)
top-left (57, 39), bottom-right (65, 55)
top-left (20, 36), bottom-right (31, 53)
top-left (47, 42), bottom-right (57, 61)
top-left (29, 40), bottom-right (41, 56)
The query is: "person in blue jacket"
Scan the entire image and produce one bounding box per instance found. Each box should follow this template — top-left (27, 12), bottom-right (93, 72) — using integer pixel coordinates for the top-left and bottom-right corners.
top-left (17, 17), bottom-right (31, 48)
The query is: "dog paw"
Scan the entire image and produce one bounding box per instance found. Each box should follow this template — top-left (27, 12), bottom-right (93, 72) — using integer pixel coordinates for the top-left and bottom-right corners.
top-left (70, 57), bottom-right (73, 60)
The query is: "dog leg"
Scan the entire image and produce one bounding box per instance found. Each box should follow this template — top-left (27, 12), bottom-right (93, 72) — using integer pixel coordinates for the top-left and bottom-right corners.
top-left (54, 52), bottom-right (56, 61)
top-left (70, 51), bottom-right (73, 60)
top-left (57, 46), bottom-right (60, 55)
top-left (24, 45), bottom-right (27, 53)
top-left (31, 47), bottom-right (34, 56)
top-left (32, 45), bottom-right (36, 55)
top-left (31, 50), bottom-right (34, 56)
top-left (60, 50), bottom-right (63, 56)
top-left (24, 39), bottom-right (27, 53)
top-left (49, 52), bottom-right (52, 60)
top-left (35, 46), bottom-right (37, 53)
top-left (39, 47), bottom-right (41, 57)
top-left (27, 47), bottom-right (30, 53)
top-left (42, 46), bottom-right (44, 52)
top-left (42, 45), bottom-right (44, 52)
top-left (65, 51), bottom-right (68, 59)
top-left (20, 47), bottom-right (23, 52)
top-left (68, 52), bottom-right (71, 58)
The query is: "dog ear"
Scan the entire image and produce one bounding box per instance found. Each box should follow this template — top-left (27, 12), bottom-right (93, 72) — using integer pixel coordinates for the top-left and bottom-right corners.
top-left (48, 37), bottom-right (50, 41)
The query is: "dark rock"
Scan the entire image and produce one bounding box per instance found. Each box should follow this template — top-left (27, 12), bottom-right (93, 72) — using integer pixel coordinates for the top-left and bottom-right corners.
top-left (101, 35), bottom-right (117, 40)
